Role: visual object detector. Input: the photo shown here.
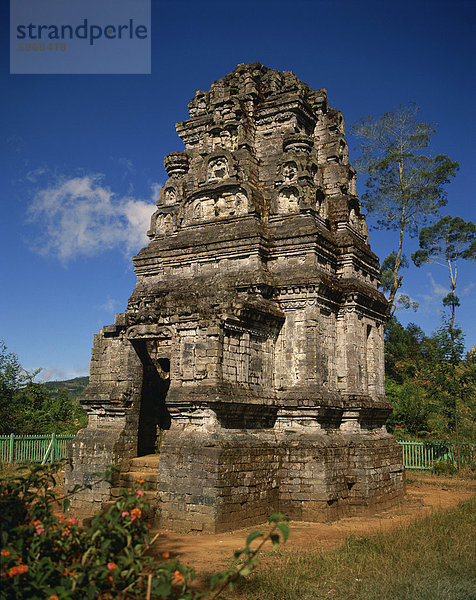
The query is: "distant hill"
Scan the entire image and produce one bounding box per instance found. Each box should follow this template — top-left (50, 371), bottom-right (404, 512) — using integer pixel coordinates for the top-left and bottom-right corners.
top-left (43, 376), bottom-right (89, 400)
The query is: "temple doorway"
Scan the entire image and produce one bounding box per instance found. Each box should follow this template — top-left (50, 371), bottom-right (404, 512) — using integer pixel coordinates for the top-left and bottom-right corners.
top-left (135, 339), bottom-right (171, 456)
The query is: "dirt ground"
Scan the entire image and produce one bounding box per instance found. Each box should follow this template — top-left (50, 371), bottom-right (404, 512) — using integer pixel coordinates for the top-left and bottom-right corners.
top-left (149, 474), bottom-right (475, 574)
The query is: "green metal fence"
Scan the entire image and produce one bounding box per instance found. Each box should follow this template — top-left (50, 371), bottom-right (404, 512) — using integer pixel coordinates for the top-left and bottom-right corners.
top-left (1, 434), bottom-right (474, 470)
top-left (0, 433), bottom-right (75, 464)
top-left (398, 440), bottom-right (476, 470)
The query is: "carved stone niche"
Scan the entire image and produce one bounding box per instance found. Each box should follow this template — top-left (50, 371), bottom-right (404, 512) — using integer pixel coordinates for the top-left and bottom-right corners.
top-left (164, 152), bottom-right (189, 178)
top-left (275, 186), bottom-right (300, 214)
top-left (283, 132), bottom-right (314, 154)
top-left (282, 161), bottom-right (298, 183)
top-left (315, 189), bottom-right (327, 219)
top-left (208, 125), bottom-right (238, 151)
top-left (159, 186), bottom-right (178, 206)
top-left (186, 188), bottom-right (248, 223)
top-left (347, 200), bottom-right (368, 241)
top-left (207, 156), bottom-right (229, 182)
top-left (199, 150), bottom-right (238, 185)
top-left (154, 212), bottom-right (176, 236)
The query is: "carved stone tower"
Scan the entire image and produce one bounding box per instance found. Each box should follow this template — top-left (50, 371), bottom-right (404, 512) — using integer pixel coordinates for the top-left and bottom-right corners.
top-left (67, 64), bottom-right (404, 532)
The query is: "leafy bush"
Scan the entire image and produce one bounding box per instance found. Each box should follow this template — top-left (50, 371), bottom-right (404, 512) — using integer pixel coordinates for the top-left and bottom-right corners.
top-left (432, 459), bottom-right (458, 476)
top-left (0, 462), bottom-right (289, 599)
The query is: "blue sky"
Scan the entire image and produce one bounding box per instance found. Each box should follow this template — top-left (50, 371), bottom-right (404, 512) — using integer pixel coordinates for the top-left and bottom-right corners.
top-left (1, 0), bottom-right (475, 380)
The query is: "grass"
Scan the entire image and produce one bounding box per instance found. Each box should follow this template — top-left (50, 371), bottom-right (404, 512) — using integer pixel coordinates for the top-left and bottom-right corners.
top-left (230, 495), bottom-right (476, 600)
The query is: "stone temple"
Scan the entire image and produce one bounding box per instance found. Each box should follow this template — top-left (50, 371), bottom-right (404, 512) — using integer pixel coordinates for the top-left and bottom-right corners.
top-left (67, 63), bottom-right (405, 532)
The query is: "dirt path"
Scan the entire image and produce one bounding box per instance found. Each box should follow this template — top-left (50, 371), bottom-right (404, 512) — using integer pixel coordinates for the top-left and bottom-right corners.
top-left (149, 474), bottom-right (475, 574)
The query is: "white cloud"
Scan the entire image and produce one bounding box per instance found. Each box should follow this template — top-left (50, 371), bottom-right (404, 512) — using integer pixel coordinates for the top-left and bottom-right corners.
top-left (26, 174), bottom-right (157, 263)
top-left (39, 364), bottom-right (89, 382)
top-left (461, 282), bottom-right (475, 297)
top-left (427, 272), bottom-right (449, 298)
top-left (414, 272), bottom-right (450, 315)
top-left (99, 297), bottom-right (120, 313)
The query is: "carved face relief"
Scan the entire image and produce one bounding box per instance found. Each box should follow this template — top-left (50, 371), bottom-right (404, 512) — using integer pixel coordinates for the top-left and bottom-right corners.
top-left (214, 191), bottom-right (248, 218)
top-left (349, 208), bottom-right (357, 226)
top-left (278, 188), bottom-right (299, 214)
top-left (207, 157), bottom-right (229, 181)
top-left (156, 213), bottom-right (174, 235)
top-left (210, 128), bottom-right (237, 151)
top-left (282, 162), bottom-right (297, 182)
top-left (164, 187), bottom-right (177, 205)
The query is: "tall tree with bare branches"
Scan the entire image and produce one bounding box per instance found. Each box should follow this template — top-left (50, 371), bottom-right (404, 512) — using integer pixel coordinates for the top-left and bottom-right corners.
top-left (351, 103), bottom-right (459, 315)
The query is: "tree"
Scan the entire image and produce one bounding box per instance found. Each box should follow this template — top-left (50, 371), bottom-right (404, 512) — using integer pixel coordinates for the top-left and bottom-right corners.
top-left (351, 103), bottom-right (459, 314)
top-left (0, 340), bottom-right (87, 434)
top-left (412, 215), bottom-right (476, 357)
top-left (425, 322), bottom-right (475, 441)
top-left (380, 252), bottom-right (418, 312)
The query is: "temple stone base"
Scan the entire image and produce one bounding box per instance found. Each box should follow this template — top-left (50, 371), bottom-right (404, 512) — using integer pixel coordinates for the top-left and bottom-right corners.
top-left (157, 427), bottom-right (404, 533)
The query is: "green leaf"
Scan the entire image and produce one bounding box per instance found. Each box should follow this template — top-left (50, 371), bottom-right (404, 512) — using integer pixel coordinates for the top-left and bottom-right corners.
top-left (268, 512), bottom-right (288, 523)
top-left (270, 533), bottom-right (280, 547)
top-left (277, 522), bottom-right (290, 542)
top-left (245, 530), bottom-right (262, 546)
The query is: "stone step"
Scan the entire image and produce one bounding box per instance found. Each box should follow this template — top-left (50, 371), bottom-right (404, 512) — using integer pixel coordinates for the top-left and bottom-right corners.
top-left (118, 471), bottom-right (159, 486)
top-left (129, 454), bottom-right (160, 470)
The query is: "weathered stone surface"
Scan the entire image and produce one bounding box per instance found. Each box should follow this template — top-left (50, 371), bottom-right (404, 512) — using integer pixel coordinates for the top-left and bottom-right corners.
top-left (66, 63), bottom-right (404, 530)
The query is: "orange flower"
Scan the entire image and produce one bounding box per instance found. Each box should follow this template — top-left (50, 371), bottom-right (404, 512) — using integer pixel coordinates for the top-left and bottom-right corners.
top-left (48, 595), bottom-right (59, 600)
top-left (136, 478), bottom-right (145, 484)
top-left (161, 551), bottom-right (170, 559)
top-left (1, 549), bottom-right (10, 557)
top-left (173, 570), bottom-right (185, 585)
top-left (107, 562), bottom-right (117, 572)
top-left (8, 564), bottom-right (28, 577)
top-left (130, 508), bottom-right (142, 521)
top-left (65, 517), bottom-right (78, 526)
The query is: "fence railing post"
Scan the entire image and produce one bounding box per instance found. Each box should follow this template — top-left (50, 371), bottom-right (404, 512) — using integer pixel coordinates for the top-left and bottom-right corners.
top-left (8, 433), bottom-right (14, 464)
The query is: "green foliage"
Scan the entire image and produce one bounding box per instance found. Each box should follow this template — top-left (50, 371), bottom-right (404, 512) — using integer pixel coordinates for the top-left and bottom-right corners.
top-left (351, 103), bottom-right (459, 313)
top-left (43, 377), bottom-right (90, 401)
top-left (0, 463), bottom-right (289, 600)
top-left (413, 215), bottom-right (476, 360)
top-left (380, 252), bottom-right (412, 299)
top-left (384, 317), bottom-right (476, 441)
top-left (386, 379), bottom-right (430, 437)
top-left (0, 341), bottom-right (87, 435)
top-left (412, 215), bottom-right (476, 268)
top-left (432, 459), bottom-right (457, 476)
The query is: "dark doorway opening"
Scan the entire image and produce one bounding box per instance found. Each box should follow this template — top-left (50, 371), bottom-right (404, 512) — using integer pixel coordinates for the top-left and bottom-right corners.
top-left (135, 340), bottom-right (171, 456)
